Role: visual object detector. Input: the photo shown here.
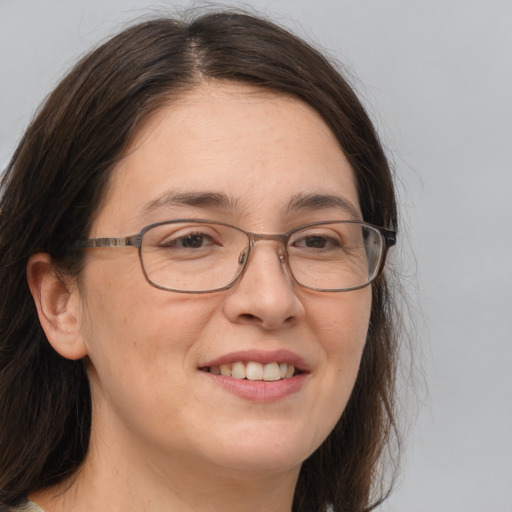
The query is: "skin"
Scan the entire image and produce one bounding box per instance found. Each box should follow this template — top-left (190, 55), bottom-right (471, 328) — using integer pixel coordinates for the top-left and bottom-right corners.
top-left (28, 81), bottom-right (372, 512)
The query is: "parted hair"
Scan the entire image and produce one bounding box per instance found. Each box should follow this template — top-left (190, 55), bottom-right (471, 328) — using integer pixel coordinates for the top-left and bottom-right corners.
top-left (0, 10), bottom-right (400, 512)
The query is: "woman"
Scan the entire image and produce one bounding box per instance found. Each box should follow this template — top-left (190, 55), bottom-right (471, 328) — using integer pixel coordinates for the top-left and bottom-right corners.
top-left (0, 10), bottom-right (401, 512)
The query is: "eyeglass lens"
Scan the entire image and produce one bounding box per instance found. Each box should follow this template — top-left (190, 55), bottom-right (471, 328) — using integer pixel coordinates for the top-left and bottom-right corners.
top-left (139, 221), bottom-right (384, 292)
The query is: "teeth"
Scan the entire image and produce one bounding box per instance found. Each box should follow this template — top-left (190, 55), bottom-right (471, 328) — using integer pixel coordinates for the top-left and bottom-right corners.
top-left (263, 363), bottom-right (281, 381)
top-left (246, 362), bottom-right (263, 381)
top-left (231, 362), bottom-right (246, 379)
top-left (207, 362), bottom-right (296, 381)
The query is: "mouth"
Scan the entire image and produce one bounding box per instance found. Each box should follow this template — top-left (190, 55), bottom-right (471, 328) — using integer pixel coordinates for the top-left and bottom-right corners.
top-left (199, 350), bottom-right (309, 401)
top-left (200, 361), bottom-right (301, 381)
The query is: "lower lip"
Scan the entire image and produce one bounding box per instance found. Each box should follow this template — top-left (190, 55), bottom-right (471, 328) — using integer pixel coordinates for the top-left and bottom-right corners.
top-left (201, 371), bottom-right (308, 402)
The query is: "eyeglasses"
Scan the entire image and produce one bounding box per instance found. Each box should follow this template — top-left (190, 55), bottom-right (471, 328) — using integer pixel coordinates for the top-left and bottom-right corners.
top-left (73, 219), bottom-right (396, 293)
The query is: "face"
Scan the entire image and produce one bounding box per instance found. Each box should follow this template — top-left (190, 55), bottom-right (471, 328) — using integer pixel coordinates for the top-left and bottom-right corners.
top-left (76, 82), bottom-right (371, 480)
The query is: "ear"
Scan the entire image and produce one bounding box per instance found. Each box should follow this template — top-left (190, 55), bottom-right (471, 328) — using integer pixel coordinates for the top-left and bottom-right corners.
top-left (27, 253), bottom-right (88, 360)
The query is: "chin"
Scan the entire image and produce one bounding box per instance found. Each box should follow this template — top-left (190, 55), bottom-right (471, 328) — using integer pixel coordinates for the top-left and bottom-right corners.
top-left (201, 424), bottom-right (322, 475)
top-left (216, 449), bottom-right (306, 475)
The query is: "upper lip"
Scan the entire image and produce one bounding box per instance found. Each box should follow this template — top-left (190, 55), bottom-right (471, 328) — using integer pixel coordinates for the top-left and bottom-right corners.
top-left (200, 349), bottom-right (309, 372)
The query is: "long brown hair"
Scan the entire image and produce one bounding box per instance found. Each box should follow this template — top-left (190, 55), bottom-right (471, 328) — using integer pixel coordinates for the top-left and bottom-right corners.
top-left (0, 10), bottom-right (400, 511)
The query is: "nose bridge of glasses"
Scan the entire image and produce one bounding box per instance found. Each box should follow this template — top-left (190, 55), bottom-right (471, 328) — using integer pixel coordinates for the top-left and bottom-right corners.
top-left (239, 232), bottom-right (289, 272)
top-left (248, 232), bottom-right (288, 258)
top-left (237, 232), bottom-right (290, 290)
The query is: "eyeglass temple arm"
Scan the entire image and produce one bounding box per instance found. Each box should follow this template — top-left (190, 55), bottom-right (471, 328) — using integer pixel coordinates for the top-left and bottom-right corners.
top-left (72, 235), bottom-right (142, 249)
top-left (381, 229), bottom-right (396, 248)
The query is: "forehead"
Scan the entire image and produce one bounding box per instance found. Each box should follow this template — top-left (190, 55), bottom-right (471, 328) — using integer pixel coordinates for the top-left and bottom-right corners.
top-left (93, 81), bottom-right (360, 234)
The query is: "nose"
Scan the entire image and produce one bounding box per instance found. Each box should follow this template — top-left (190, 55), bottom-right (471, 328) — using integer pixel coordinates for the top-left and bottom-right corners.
top-left (222, 243), bottom-right (305, 330)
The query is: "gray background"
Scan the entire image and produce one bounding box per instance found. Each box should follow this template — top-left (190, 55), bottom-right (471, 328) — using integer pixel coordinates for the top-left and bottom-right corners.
top-left (1, 1), bottom-right (511, 510)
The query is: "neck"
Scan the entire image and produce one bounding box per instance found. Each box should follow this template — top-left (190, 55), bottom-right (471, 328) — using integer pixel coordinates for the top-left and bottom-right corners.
top-left (31, 426), bottom-right (300, 512)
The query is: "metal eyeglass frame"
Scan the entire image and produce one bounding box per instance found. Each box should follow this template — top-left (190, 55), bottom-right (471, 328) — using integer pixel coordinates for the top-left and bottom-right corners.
top-left (73, 219), bottom-right (396, 293)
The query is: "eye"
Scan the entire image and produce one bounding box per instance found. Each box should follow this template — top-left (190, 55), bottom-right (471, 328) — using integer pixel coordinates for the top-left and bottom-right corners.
top-left (291, 233), bottom-right (342, 250)
top-left (163, 231), bottom-right (218, 249)
top-left (301, 235), bottom-right (338, 249)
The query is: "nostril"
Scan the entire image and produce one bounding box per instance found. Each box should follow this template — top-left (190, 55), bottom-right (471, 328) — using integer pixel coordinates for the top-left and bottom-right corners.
top-left (240, 313), bottom-right (259, 322)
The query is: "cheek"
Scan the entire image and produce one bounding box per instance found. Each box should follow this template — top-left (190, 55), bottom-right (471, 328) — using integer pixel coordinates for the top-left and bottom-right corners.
top-left (310, 289), bottom-right (371, 402)
top-left (307, 288), bottom-right (372, 359)
top-left (79, 275), bottom-right (227, 447)
top-left (79, 259), bottom-right (221, 397)
top-left (83, 292), bottom-right (218, 370)
top-left (295, 289), bottom-right (371, 453)
top-left (81, 255), bottom-right (215, 342)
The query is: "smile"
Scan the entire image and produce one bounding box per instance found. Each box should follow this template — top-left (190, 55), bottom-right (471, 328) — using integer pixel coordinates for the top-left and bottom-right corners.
top-left (202, 361), bottom-right (297, 381)
top-left (199, 350), bottom-right (309, 401)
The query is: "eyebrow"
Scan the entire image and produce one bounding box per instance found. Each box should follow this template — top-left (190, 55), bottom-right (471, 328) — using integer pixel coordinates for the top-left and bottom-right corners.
top-left (287, 193), bottom-right (361, 219)
top-left (140, 190), bottom-right (360, 220)
top-left (141, 191), bottom-right (238, 217)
